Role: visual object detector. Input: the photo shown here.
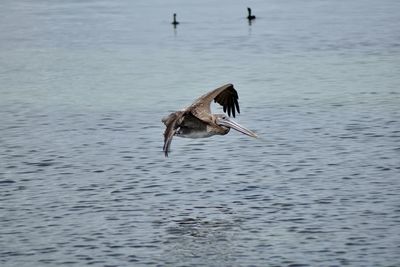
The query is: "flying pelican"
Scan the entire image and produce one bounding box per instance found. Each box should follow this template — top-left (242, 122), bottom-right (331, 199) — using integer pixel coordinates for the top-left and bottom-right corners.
top-left (247, 7), bottom-right (256, 21)
top-left (171, 13), bottom-right (179, 26)
top-left (162, 84), bottom-right (258, 157)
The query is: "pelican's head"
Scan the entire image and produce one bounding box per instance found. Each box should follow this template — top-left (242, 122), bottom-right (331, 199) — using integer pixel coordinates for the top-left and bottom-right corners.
top-left (215, 114), bottom-right (258, 138)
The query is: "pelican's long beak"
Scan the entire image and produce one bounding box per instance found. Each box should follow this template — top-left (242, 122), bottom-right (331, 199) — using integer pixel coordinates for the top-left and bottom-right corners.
top-left (218, 117), bottom-right (258, 138)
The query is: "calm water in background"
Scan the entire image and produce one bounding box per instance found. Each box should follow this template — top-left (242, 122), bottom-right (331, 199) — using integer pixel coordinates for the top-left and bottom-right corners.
top-left (1, 0), bottom-right (400, 266)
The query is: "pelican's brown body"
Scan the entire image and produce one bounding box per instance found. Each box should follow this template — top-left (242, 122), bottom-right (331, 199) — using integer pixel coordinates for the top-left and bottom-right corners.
top-left (162, 84), bottom-right (257, 157)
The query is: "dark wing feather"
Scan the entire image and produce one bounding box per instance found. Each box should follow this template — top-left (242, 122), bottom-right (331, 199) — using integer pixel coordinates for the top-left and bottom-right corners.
top-left (213, 84), bottom-right (240, 118)
top-left (162, 111), bottom-right (185, 157)
top-left (191, 84), bottom-right (241, 120)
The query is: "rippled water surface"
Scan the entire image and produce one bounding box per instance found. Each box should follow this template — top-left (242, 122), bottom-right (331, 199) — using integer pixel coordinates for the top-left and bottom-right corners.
top-left (1, 0), bottom-right (400, 266)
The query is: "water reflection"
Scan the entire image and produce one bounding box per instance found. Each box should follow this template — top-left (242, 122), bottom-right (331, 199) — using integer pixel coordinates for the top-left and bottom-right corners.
top-left (162, 215), bottom-right (239, 265)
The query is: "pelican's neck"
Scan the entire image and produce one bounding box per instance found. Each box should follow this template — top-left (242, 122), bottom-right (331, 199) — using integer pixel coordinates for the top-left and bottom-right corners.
top-left (173, 14), bottom-right (177, 23)
top-left (247, 8), bottom-right (252, 16)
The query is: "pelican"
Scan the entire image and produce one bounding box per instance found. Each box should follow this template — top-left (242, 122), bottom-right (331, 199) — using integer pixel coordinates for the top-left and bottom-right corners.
top-left (162, 84), bottom-right (257, 157)
top-left (247, 7), bottom-right (256, 21)
top-left (171, 13), bottom-right (179, 26)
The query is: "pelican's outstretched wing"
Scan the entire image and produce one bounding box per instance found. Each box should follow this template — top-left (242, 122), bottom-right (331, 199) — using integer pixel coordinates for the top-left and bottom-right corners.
top-left (190, 84), bottom-right (240, 121)
top-left (162, 111), bottom-right (208, 157)
top-left (162, 111), bottom-right (185, 157)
